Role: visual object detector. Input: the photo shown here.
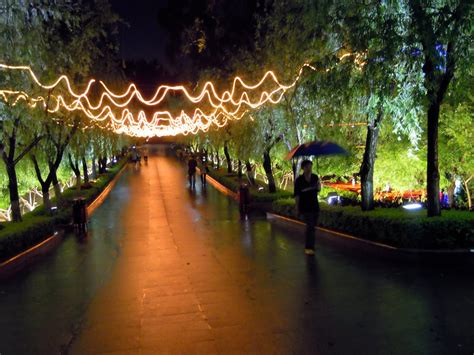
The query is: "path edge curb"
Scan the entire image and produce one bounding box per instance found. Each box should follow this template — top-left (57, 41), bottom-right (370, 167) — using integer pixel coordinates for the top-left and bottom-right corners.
top-left (200, 168), bottom-right (238, 200)
top-left (266, 211), bottom-right (474, 259)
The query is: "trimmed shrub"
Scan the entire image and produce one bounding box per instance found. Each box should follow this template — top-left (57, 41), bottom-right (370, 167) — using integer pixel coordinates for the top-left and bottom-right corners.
top-left (206, 168), bottom-right (292, 203)
top-left (271, 198), bottom-right (474, 249)
top-left (0, 158), bottom-right (127, 262)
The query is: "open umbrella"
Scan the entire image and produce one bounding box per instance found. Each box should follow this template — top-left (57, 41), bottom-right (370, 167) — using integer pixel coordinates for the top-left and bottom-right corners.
top-left (285, 140), bottom-right (348, 160)
top-left (285, 140), bottom-right (349, 174)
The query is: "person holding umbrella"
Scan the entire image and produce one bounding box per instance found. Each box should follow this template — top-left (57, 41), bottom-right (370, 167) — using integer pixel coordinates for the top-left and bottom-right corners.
top-left (294, 159), bottom-right (321, 255)
top-left (286, 140), bottom-right (348, 255)
top-left (285, 141), bottom-right (349, 255)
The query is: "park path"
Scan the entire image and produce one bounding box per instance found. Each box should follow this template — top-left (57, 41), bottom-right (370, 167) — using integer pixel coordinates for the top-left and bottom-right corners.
top-left (69, 154), bottom-right (295, 354)
top-left (1, 150), bottom-right (473, 355)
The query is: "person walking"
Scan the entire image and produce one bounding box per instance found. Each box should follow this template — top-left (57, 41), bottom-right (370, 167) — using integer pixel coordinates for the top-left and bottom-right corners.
top-left (294, 159), bottom-right (321, 255)
top-left (200, 157), bottom-right (208, 186)
top-left (188, 155), bottom-right (198, 189)
top-left (238, 183), bottom-right (251, 220)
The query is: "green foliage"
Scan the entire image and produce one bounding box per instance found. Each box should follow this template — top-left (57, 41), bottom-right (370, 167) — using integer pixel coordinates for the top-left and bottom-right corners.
top-left (374, 131), bottom-right (426, 191)
top-left (206, 167), bottom-right (292, 202)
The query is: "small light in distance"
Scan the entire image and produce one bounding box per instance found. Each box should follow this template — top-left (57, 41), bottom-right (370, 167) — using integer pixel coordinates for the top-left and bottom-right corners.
top-left (402, 203), bottom-right (423, 210)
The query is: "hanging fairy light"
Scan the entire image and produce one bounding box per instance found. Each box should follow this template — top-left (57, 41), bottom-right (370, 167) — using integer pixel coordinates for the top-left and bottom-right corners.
top-left (0, 51), bottom-right (363, 137)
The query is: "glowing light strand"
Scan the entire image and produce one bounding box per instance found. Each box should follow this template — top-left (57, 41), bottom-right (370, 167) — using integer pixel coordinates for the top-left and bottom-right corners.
top-left (0, 52), bottom-right (365, 137)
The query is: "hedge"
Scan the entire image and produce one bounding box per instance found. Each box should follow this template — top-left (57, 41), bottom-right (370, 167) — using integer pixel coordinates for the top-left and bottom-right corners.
top-left (0, 159), bottom-right (127, 262)
top-left (272, 198), bottom-right (474, 250)
top-left (205, 168), bottom-right (292, 203)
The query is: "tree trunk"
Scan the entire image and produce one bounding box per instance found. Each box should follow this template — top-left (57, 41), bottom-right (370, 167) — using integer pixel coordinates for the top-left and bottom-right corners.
top-left (224, 144), bottom-right (232, 174)
top-left (51, 170), bottom-right (62, 205)
top-left (99, 156), bottom-right (107, 174)
top-left (92, 154), bottom-right (97, 179)
top-left (98, 156), bottom-right (103, 174)
top-left (263, 149), bottom-right (276, 193)
top-left (216, 151), bottom-right (220, 169)
top-left (69, 154), bottom-right (81, 191)
top-left (447, 180), bottom-right (455, 208)
top-left (238, 160), bottom-right (242, 179)
top-left (463, 175), bottom-right (473, 210)
top-left (31, 155), bottom-right (53, 213)
top-left (98, 156), bottom-right (104, 174)
top-left (292, 157), bottom-right (303, 180)
top-left (360, 113), bottom-right (382, 211)
top-left (426, 102), bottom-right (441, 216)
top-left (42, 188), bottom-right (52, 212)
top-left (6, 163), bottom-right (22, 222)
top-left (82, 156), bottom-right (89, 184)
top-left (245, 160), bottom-right (255, 185)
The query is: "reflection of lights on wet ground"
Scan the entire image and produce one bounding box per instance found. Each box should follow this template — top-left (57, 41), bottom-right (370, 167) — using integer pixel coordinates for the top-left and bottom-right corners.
top-left (241, 218), bottom-right (253, 249)
top-left (402, 203), bottom-right (423, 210)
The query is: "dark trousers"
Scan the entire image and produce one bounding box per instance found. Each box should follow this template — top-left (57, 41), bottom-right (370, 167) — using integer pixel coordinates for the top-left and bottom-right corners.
top-left (302, 211), bottom-right (319, 249)
top-left (188, 173), bottom-right (196, 187)
top-left (201, 173), bottom-right (207, 185)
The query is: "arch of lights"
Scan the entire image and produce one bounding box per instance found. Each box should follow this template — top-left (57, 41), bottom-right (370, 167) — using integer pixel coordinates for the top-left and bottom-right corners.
top-left (0, 52), bottom-right (364, 137)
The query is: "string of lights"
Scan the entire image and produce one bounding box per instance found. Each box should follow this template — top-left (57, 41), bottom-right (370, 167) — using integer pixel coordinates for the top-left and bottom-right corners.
top-left (0, 52), bottom-right (364, 137)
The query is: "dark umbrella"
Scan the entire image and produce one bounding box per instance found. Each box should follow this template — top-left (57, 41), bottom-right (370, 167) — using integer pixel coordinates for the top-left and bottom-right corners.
top-left (285, 140), bottom-right (349, 175)
top-left (285, 140), bottom-right (348, 160)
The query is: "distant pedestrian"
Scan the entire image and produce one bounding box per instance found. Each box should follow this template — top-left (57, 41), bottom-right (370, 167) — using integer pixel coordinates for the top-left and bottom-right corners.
top-left (294, 159), bottom-right (321, 255)
top-left (130, 149), bottom-right (138, 164)
top-left (440, 189), bottom-right (449, 209)
top-left (238, 183), bottom-right (250, 219)
top-left (199, 157), bottom-right (208, 186)
top-left (188, 155), bottom-right (198, 188)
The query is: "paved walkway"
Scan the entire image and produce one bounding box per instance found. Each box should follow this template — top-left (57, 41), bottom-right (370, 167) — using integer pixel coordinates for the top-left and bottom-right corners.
top-left (70, 155), bottom-right (294, 354)
top-left (1, 151), bottom-right (474, 354)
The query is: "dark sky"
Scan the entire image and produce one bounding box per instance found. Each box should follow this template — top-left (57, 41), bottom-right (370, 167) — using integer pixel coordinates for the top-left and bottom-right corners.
top-left (109, 0), bottom-right (260, 85)
top-left (111, 0), bottom-right (169, 63)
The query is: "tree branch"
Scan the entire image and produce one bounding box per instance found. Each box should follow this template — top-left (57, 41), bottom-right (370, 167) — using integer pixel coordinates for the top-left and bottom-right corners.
top-left (30, 154), bottom-right (46, 187)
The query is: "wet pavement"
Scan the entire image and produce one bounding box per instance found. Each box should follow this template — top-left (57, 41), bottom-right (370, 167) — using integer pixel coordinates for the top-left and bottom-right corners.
top-left (1, 150), bottom-right (474, 354)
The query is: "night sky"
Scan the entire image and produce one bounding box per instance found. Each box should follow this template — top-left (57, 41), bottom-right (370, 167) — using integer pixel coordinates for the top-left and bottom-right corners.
top-left (111, 0), bottom-right (169, 63)
top-left (110, 0), bottom-right (259, 90)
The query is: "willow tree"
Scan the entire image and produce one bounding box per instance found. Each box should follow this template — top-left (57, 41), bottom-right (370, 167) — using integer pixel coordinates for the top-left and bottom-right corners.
top-left (1, 0), bottom-right (121, 220)
top-left (408, 0), bottom-right (473, 216)
top-left (0, 2), bottom-right (62, 221)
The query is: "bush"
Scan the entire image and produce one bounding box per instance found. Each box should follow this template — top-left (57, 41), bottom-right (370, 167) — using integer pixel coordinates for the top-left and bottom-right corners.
top-left (319, 186), bottom-right (359, 205)
top-left (0, 158), bottom-right (127, 262)
top-left (206, 169), bottom-right (240, 192)
top-left (251, 191), bottom-right (293, 203)
top-left (0, 215), bottom-right (56, 262)
top-left (271, 198), bottom-right (474, 249)
top-left (206, 168), bottom-right (292, 203)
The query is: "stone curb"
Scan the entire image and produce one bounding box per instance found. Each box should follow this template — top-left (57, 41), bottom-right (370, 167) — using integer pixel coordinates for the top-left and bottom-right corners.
top-left (203, 171), bottom-right (238, 200)
top-left (266, 211), bottom-right (474, 261)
